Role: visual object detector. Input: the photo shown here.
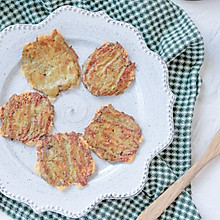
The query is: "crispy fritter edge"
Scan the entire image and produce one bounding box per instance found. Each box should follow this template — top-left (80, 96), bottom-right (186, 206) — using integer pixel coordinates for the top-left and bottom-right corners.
top-left (34, 134), bottom-right (95, 191)
top-left (0, 92), bottom-right (54, 145)
top-left (84, 104), bottom-right (143, 163)
top-left (82, 42), bottom-right (136, 96)
top-left (20, 29), bottom-right (81, 100)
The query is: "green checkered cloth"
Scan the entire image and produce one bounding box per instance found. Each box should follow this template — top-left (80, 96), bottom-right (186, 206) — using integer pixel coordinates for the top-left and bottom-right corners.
top-left (0, 0), bottom-right (204, 219)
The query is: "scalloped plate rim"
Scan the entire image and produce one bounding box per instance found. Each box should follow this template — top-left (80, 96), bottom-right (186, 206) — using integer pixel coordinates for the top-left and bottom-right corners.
top-left (0, 5), bottom-right (176, 218)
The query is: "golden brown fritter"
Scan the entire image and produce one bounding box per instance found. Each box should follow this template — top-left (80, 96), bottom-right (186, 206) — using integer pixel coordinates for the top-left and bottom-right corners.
top-left (82, 42), bottom-right (136, 96)
top-left (35, 132), bottom-right (95, 190)
top-left (0, 92), bottom-right (54, 145)
top-left (21, 29), bottom-right (81, 100)
top-left (83, 104), bottom-right (142, 163)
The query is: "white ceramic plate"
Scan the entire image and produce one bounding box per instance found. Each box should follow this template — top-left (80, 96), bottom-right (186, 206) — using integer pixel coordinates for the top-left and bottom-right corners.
top-left (0, 6), bottom-right (175, 218)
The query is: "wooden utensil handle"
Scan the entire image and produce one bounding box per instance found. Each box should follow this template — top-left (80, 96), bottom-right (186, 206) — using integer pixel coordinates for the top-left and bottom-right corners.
top-left (137, 131), bottom-right (220, 220)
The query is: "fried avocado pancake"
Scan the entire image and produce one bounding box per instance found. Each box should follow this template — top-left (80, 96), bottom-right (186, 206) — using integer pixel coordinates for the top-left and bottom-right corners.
top-left (21, 29), bottom-right (81, 100)
top-left (82, 42), bottom-right (136, 96)
top-left (0, 92), bottom-right (54, 145)
top-left (35, 132), bottom-right (95, 190)
top-left (83, 104), bottom-right (142, 163)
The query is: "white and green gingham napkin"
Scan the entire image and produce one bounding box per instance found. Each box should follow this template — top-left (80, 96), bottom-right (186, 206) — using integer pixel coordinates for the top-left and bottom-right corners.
top-left (0, 0), bottom-right (204, 219)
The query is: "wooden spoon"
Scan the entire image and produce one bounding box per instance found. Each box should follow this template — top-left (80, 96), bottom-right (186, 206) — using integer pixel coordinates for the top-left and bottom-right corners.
top-left (137, 129), bottom-right (220, 220)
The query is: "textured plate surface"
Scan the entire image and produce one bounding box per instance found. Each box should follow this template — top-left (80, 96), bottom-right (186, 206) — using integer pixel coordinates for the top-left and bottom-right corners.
top-left (0, 6), bottom-right (175, 218)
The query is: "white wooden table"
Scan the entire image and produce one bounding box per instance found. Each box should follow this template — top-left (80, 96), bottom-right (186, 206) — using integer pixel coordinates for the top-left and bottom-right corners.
top-left (173, 1), bottom-right (220, 219)
top-left (1, 1), bottom-right (220, 219)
